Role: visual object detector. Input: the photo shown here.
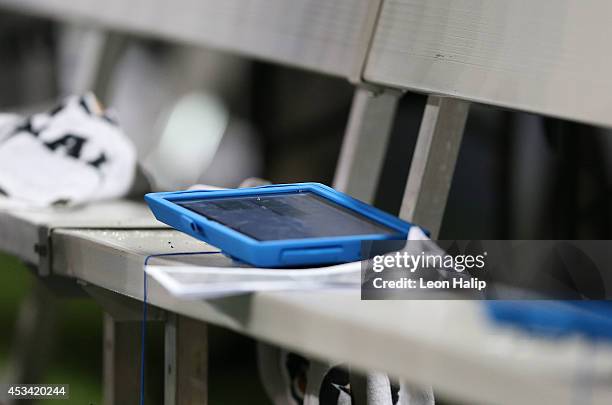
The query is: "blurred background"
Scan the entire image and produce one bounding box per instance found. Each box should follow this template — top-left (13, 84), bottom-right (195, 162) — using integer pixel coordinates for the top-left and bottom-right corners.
top-left (2, 8), bottom-right (612, 405)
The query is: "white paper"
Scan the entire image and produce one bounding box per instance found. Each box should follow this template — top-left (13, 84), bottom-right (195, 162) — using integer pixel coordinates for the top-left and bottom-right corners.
top-left (145, 260), bottom-right (361, 299)
top-left (144, 227), bottom-right (430, 299)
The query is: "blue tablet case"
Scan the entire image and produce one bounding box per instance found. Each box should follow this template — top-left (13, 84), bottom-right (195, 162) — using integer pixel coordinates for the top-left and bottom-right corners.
top-left (487, 301), bottom-right (612, 341)
top-left (145, 183), bottom-right (412, 267)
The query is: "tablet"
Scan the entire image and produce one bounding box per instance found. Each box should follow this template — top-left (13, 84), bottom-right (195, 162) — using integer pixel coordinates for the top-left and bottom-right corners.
top-left (145, 183), bottom-right (412, 267)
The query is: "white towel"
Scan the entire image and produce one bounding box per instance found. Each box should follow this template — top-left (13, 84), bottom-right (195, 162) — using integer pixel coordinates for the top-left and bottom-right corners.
top-left (0, 94), bottom-right (136, 206)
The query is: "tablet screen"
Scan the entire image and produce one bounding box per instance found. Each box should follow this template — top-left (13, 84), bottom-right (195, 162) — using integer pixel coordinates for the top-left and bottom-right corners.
top-left (176, 191), bottom-right (397, 241)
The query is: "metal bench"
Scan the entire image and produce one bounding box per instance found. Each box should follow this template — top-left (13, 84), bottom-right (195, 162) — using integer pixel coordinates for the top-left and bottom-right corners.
top-left (1, 1), bottom-right (612, 404)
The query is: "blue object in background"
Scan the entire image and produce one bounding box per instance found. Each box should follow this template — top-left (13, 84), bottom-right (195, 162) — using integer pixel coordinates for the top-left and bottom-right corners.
top-left (487, 301), bottom-right (612, 341)
top-left (145, 183), bottom-right (412, 267)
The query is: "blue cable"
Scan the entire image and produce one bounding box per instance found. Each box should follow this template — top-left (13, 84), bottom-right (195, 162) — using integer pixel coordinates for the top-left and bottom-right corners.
top-left (140, 251), bottom-right (221, 405)
top-left (140, 260), bottom-right (147, 405)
